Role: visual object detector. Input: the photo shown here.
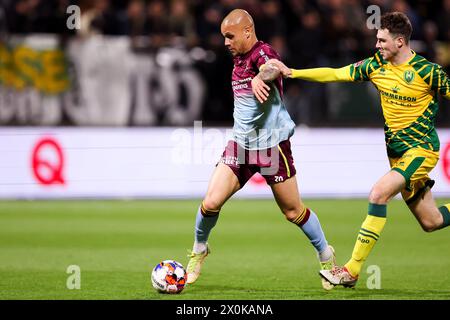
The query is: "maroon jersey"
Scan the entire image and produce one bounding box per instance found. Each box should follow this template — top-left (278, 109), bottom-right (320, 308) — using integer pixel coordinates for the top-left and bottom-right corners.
top-left (231, 41), bottom-right (283, 98)
top-left (230, 41), bottom-right (295, 150)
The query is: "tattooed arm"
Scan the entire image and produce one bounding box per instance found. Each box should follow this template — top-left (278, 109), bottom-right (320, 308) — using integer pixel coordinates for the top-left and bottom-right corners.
top-left (251, 62), bottom-right (281, 103)
top-left (258, 63), bottom-right (281, 81)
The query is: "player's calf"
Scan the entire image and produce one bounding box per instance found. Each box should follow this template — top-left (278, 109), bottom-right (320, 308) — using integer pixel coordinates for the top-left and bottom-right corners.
top-left (419, 217), bottom-right (443, 232)
top-left (285, 207), bottom-right (335, 289)
top-left (414, 205), bottom-right (450, 232)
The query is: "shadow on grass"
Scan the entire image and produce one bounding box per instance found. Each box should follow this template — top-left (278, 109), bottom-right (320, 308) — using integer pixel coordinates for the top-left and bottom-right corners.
top-left (150, 283), bottom-right (450, 300)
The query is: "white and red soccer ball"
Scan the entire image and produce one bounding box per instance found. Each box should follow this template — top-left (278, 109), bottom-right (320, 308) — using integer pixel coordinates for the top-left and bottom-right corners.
top-left (151, 260), bottom-right (187, 294)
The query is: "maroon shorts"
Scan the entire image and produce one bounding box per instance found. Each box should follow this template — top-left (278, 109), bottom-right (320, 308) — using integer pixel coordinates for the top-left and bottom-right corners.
top-left (219, 140), bottom-right (296, 187)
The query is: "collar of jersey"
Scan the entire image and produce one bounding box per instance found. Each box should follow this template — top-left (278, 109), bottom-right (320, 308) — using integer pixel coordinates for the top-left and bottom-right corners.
top-left (386, 50), bottom-right (416, 68)
top-left (238, 40), bottom-right (263, 60)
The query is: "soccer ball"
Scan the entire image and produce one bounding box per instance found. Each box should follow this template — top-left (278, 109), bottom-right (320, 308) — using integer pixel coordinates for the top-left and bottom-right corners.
top-left (151, 260), bottom-right (187, 294)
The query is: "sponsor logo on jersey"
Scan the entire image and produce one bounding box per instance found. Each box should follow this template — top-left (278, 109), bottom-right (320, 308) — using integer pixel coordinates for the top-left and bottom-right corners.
top-left (391, 85), bottom-right (400, 93)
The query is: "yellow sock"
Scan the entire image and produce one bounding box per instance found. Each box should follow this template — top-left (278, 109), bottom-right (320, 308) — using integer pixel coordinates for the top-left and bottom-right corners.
top-left (345, 203), bottom-right (387, 277)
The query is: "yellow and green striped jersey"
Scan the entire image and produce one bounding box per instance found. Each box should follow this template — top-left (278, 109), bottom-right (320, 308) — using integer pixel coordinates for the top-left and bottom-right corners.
top-left (347, 51), bottom-right (450, 157)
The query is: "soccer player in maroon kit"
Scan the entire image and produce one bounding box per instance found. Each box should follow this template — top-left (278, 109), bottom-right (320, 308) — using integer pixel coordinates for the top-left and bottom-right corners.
top-left (186, 9), bottom-right (336, 290)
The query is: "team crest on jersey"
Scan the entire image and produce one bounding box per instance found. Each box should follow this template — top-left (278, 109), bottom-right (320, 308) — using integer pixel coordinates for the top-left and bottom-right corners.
top-left (403, 70), bottom-right (415, 84)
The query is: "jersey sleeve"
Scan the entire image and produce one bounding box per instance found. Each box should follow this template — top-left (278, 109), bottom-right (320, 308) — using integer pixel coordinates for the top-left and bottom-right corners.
top-left (254, 45), bottom-right (280, 70)
top-left (431, 64), bottom-right (450, 99)
top-left (347, 52), bottom-right (384, 82)
top-left (348, 58), bottom-right (373, 81)
top-left (289, 53), bottom-right (383, 83)
top-left (290, 66), bottom-right (353, 82)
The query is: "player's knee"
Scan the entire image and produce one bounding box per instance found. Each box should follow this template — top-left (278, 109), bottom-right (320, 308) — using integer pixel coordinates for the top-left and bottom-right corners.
top-left (368, 186), bottom-right (389, 204)
top-left (284, 210), bottom-right (298, 222)
top-left (283, 205), bottom-right (305, 222)
top-left (202, 197), bottom-right (222, 213)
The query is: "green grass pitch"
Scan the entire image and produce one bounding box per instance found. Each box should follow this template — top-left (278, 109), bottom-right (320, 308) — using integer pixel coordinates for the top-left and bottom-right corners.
top-left (0, 199), bottom-right (449, 300)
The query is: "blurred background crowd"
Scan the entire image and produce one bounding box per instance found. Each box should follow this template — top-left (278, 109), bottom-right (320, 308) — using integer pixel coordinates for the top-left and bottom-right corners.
top-left (1, 0), bottom-right (450, 127)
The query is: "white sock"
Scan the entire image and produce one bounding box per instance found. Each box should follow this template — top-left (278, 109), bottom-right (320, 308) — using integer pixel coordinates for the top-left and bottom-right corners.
top-left (193, 241), bottom-right (207, 254)
top-left (318, 245), bottom-right (333, 262)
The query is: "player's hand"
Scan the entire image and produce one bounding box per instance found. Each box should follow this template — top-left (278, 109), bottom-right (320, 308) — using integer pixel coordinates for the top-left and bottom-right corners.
top-left (252, 75), bottom-right (270, 103)
top-left (266, 59), bottom-right (292, 78)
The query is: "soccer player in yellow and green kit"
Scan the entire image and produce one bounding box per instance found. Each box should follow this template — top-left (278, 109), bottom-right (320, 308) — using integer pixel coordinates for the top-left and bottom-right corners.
top-left (252, 11), bottom-right (450, 288)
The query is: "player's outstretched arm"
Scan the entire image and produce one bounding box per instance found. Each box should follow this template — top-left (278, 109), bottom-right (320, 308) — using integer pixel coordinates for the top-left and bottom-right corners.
top-left (266, 58), bottom-right (353, 83)
top-left (252, 62), bottom-right (281, 103)
top-left (264, 59), bottom-right (292, 77)
top-left (290, 67), bottom-right (352, 82)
